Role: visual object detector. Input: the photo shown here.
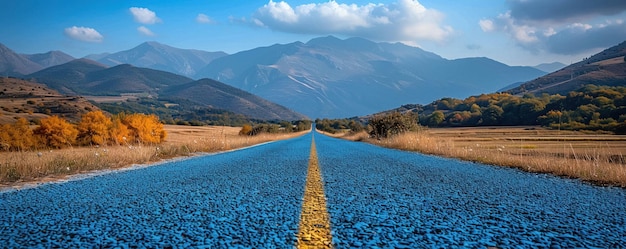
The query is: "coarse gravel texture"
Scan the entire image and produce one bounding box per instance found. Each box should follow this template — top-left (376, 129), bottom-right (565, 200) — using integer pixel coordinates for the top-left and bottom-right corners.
top-left (0, 133), bottom-right (312, 248)
top-left (314, 133), bottom-right (626, 249)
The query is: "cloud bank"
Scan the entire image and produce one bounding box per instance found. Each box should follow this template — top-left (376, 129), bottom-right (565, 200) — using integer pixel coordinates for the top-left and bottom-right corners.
top-left (252, 0), bottom-right (453, 43)
top-left (64, 26), bottom-right (103, 42)
top-left (507, 0), bottom-right (626, 24)
top-left (130, 7), bottom-right (161, 24)
top-left (480, 0), bottom-right (626, 55)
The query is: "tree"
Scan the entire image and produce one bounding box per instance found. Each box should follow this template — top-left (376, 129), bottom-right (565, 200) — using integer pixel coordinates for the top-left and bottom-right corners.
top-left (368, 112), bottom-right (418, 139)
top-left (123, 113), bottom-right (166, 144)
top-left (110, 116), bottom-right (131, 145)
top-left (481, 105), bottom-right (504, 125)
top-left (34, 116), bottom-right (78, 148)
top-left (426, 111), bottom-right (445, 127)
top-left (0, 118), bottom-right (36, 151)
top-left (77, 111), bottom-right (112, 145)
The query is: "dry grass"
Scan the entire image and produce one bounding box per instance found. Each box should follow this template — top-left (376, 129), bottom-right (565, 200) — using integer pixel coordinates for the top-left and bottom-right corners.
top-left (0, 125), bottom-right (308, 188)
top-left (332, 127), bottom-right (626, 187)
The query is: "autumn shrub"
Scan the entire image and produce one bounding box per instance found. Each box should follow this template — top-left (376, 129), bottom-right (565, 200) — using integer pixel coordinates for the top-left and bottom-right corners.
top-left (239, 124), bottom-right (253, 136)
top-left (123, 113), bottom-right (167, 144)
top-left (0, 118), bottom-right (36, 151)
top-left (110, 116), bottom-right (131, 145)
top-left (34, 116), bottom-right (78, 148)
top-left (77, 111), bottom-right (112, 145)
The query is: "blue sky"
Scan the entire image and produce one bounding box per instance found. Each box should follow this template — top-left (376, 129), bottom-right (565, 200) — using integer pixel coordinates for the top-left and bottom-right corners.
top-left (2, 0), bottom-right (625, 66)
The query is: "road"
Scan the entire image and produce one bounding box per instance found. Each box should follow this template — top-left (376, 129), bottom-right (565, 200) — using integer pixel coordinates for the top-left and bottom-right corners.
top-left (1, 130), bottom-right (625, 248)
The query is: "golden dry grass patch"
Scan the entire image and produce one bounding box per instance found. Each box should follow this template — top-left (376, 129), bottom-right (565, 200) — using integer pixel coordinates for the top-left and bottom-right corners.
top-left (0, 125), bottom-right (309, 188)
top-left (332, 127), bottom-right (626, 187)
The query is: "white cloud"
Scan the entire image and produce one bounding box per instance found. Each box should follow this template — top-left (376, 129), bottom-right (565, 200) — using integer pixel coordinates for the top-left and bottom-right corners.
top-left (479, 19), bottom-right (494, 32)
top-left (252, 0), bottom-right (453, 42)
top-left (64, 26), bottom-right (103, 42)
top-left (130, 7), bottom-right (161, 24)
top-left (196, 13), bottom-right (215, 24)
top-left (137, 26), bottom-right (155, 36)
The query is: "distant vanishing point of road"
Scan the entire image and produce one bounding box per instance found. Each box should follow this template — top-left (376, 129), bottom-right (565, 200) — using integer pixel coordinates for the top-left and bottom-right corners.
top-left (1, 130), bottom-right (625, 248)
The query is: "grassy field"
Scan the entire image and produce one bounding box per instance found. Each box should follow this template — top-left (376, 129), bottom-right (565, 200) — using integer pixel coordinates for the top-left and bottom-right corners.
top-left (0, 125), bottom-right (308, 188)
top-left (328, 127), bottom-right (626, 187)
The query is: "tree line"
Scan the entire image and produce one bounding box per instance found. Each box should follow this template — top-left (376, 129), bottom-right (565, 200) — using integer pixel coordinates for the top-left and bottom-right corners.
top-left (0, 111), bottom-right (166, 151)
top-left (239, 120), bottom-right (312, 136)
top-left (316, 85), bottom-right (626, 136)
top-left (420, 85), bottom-right (626, 133)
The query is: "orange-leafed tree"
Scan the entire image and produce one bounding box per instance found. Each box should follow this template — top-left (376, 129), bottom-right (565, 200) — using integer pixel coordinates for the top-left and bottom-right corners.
top-left (123, 113), bottom-right (166, 144)
top-left (239, 124), bottom-right (253, 136)
top-left (110, 116), bottom-right (131, 145)
top-left (77, 111), bottom-right (112, 145)
top-left (0, 118), bottom-right (36, 151)
top-left (34, 116), bottom-right (78, 148)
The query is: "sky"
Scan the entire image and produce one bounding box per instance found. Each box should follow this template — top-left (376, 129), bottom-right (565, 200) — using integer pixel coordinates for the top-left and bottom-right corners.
top-left (1, 0), bottom-right (626, 66)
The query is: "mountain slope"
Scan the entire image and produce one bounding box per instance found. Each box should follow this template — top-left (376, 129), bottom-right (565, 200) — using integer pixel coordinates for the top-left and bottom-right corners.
top-left (22, 51), bottom-right (75, 68)
top-left (29, 60), bottom-right (193, 96)
top-left (162, 78), bottom-right (307, 120)
top-left (26, 59), bottom-right (305, 120)
top-left (508, 41), bottom-right (626, 95)
top-left (27, 59), bottom-right (109, 94)
top-left (94, 41), bottom-right (227, 78)
top-left (197, 36), bottom-right (545, 118)
top-left (0, 43), bottom-right (43, 76)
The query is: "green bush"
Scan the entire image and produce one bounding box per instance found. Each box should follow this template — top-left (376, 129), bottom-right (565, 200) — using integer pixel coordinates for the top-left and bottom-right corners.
top-left (368, 112), bottom-right (418, 139)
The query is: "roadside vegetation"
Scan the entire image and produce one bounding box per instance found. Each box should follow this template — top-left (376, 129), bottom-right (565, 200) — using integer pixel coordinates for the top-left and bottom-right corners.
top-left (0, 111), bottom-right (310, 185)
top-left (318, 85), bottom-right (626, 187)
top-left (404, 85), bottom-right (626, 134)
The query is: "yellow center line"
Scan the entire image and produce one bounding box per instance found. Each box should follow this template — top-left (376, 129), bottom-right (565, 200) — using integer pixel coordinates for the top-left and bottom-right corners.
top-left (296, 135), bottom-right (333, 248)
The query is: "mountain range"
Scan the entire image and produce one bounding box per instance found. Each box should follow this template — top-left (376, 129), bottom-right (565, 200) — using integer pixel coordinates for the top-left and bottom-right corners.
top-left (87, 42), bottom-right (227, 78)
top-left (197, 36), bottom-right (545, 118)
top-left (5, 37), bottom-right (621, 119)
top-left (24, 59), bottom-right (305, 121)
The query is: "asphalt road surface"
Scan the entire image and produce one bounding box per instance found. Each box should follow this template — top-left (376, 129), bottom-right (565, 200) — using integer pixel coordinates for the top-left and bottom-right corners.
top-left (1, 130), bottom-right (624, 248)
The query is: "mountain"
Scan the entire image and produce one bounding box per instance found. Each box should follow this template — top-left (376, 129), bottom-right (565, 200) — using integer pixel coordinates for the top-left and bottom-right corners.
top-left (533, 62), bottom-right (566, 73)
top-left (507, 41), bottom-right (626, 96)
top-left (26, 59), bottom-right (305, 120)
top-left (28, 59), bottom-right (193, 96)
top-left (162, 78), bottom-right (307, 120)
top-left (0, 43), bottom-right (43, 76)
top-left (92, 41), bottom-right (227, 78)
top-left (22, 51), bottom-right (75, 68)
top-left (197, 36), bottom-right (545, 118)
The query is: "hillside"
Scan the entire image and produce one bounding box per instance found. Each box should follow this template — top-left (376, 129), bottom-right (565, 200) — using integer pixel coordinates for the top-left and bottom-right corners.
top-left (508, 41), bottom-right (626, 95)
top-left (0, 77), bottom-right (101, 124)
top-left (25, 59), bottom-right (306, 121)
top-left (92, 42), bottom-right (227, 78)
top-left (28, 59), bottom-right (193, 96)
top-left (197, 36), bottom-right (545, 118)
top-left (162, 78), bottom-right (307, 121)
